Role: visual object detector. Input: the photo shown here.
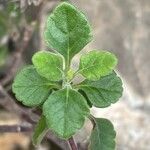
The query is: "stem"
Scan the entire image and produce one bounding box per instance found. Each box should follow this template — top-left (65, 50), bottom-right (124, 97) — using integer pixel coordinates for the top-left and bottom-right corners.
top-left (65, 57), bottom-right (70, 74)
top-left (68, 69), bottom-right (81, 84)
top-left (88, 115), bottom-right (96, 128)
top-left (68, 136), bottom-right (78, 150)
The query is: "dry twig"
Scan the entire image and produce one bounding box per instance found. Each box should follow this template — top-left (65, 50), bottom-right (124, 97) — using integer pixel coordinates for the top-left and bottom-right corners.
top-left (0, 26), bottom-right (34, 86)
top-left (0, 124), bottom-right (33, 133)
top-left (0, 85), bottom-right (38, 124)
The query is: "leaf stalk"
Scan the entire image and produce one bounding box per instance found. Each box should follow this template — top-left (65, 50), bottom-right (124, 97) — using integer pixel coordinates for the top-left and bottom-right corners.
top-left (68, 136), bottom-right (78, 150)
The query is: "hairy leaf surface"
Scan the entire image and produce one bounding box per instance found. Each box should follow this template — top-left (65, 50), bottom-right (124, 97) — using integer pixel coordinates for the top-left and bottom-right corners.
top-left (43, 87), bottom-right (89, 139)
top-left (32, 51), bottom-right (63, 81)
top-left (89, 118), bottom-right (116, 150)
top-left (44, 2), bottom-right (92, 65)
top-left (77, 72), bottom-right (123, 108)
top-left (32, 115), bottom-right (48, 146)
top-left (79, 51), bottom-right (117, 80)
top-left (12, 66), bottom-right (55, 107)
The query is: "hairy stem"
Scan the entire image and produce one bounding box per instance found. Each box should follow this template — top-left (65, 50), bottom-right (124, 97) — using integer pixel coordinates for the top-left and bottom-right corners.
top-left (89, 114), bottom-right (96, 128)
top-left (68, 136), bottom-right (78, 150)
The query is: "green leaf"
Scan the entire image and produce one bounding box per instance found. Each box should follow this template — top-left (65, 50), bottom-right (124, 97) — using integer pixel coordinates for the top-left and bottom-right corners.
top-left (44, 2), bottom-right (92, 65)
top-left (79, 51), bottom-right (118, 80)
top-left (89, 118), bottom-right (116, 150)
top-left (12, 66), bottom-right (57, 107)
top-left (43, 87), bottom-right (90, 139)
top-left (32, 51), bottom-right (63, 81)
top-left (77, 72), bottom-right (123, 108)
top-left (32, 115), bottom-right (48, 146)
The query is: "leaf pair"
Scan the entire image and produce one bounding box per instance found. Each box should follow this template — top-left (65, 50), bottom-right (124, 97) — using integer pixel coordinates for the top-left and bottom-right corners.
top-left (12, 51), bottom-right (63, 107)
top-left (12, 50), bottom-right (65, 107)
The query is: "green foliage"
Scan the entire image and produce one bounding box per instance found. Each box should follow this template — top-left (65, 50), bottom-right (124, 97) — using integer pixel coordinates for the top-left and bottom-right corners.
top-left (32, 115), bottom-right (48, 146)
top-left (43, 88), bottom-right (89, 139)
top-left (12, 2), bottom-right (123, 149)
top-left (89, 118), bottom-right (116, 150)
top-left (44, 2), bottom-right (92, 66)
top-left (79, 51), bottom-right (118, 80)
top-left (76, 72), bottom-right (123, 108)
top-left (12, 66), bottom-right (59, 107)
top-left (32, 51), bottom-right (63, 81)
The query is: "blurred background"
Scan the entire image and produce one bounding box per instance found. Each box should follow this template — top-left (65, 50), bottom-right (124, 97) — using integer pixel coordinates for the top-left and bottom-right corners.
top-left (0, 0), bottom-right (150, 150)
